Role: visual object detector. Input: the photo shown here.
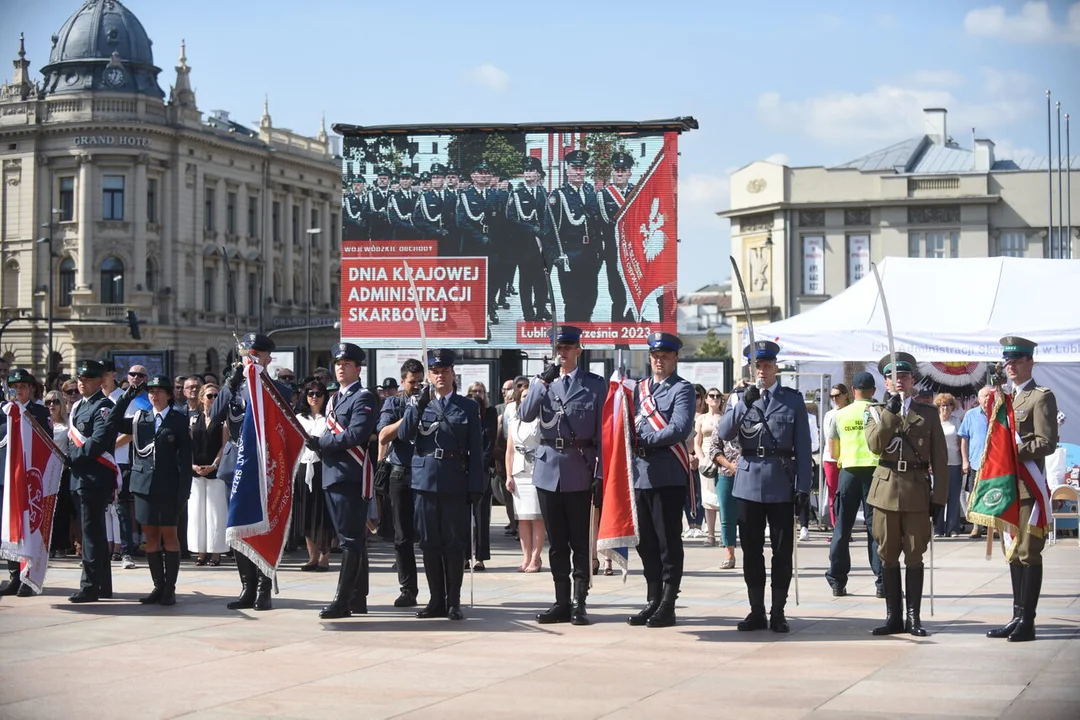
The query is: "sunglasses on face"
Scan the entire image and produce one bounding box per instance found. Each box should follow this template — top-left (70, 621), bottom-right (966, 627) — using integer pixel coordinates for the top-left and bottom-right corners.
top-left (206, 393), bottom-right (218, 400)
top-left (45, 399), bottom-right (61, 406)
top-left (129, 372), bottom-right (147, 378)
top-left (174, 385), bottom-right (184, 390)
top-left (279, 375), bottom-right (295, 382)
top-left (829, 393), bottom-right (842, 399)
top-left (707, 393), bottom-right (721, 399)
top-left (63, 389), bottom-right (78, 396)
top-left (307, 391), bottom-right (325, 398)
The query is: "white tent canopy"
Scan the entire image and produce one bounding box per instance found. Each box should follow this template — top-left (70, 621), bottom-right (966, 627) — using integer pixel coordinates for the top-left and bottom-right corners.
top-left (755, 257), bottom-right (1080, 363)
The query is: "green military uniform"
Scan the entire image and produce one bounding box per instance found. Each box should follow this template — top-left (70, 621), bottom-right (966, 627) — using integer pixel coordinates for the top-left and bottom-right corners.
top-left (987, 336), bottom-right (1058, 643)
top-left (863, 352), bottom-right (948, 637)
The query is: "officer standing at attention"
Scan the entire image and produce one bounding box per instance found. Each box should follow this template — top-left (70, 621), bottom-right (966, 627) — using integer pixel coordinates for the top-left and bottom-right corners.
top-left (596, 151), bottom-right (635, 322)
top-left (413, 163), bottom-right (458, 256)
top-left (397, 349), bottom-right (484, 621)
top-left (311, 343), bottom-right (379, 620)
top-left (389, 169), bottom-right (420, 240)
top-left (825, 371), bottom-right (884, 598)
top-left (627, 332), bottom-right (696, 628)
top-left (986, 336), bottom-right (1058, 643)
top-left (506, 156), bottom-right (550, 322)
top-left (212, 333), bottom-right (295, 612)
top-left (67, 360), bottom-right (130, 603)
top-left (717, 341), bottom-right (812, 633)
top-left (0, 368), bottom-right (54, 597)
top-left (863, 352), bottom-right (948, 637)
top-left (543, 150), bottom-right (601, 323)
top-left (342, 175), bottom-right (368, 240)
top-left (519, 326), bottom-right (605, 626)
top-left (363, 167), bottom-right (394, 241)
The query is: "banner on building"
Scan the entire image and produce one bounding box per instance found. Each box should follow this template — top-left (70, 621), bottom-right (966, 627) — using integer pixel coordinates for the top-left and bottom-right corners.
top-left (802, 235), bottom-right (825, 295)
top-left (335, 120), bottom-right (696, 349)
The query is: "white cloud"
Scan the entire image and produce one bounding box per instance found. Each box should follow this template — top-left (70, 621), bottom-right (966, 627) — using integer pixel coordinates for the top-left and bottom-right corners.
top-left (764, 153), bottom-right (789, 166)
top-left (903, 69), bottom-right (965, 88)
top-left (681, 172), bottom-right (731, 209)
top-left (963, 1), bottom-right (1080, 44)
top-left (462, 64), bottom-right (510, 92)
top-left (990, 138), bottom-right (1041, 163)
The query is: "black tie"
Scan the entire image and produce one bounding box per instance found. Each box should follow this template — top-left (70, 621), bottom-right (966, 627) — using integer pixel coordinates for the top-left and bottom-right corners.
top-left (762, 390), bottom-right (770, 407)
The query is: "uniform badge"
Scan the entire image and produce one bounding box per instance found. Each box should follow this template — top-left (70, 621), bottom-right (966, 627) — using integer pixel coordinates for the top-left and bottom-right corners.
top-left (100, 408), bottom-right (110, 421)
top-left (548, 195), bottom-right (557, 205)
top-left (77, 421), bottom-right (87, 433)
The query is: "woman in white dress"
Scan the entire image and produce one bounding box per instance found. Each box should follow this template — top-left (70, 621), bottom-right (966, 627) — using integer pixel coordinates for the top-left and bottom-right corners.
top-left (694, 387), bottom-right (724, 546)
top-left (504, 385), bottom-right (545, 572)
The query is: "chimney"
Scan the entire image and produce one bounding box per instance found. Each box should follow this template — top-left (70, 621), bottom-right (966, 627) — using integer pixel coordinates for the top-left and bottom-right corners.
top-left (924, 108), bottom-right (947, 145)
top-left (974, 138), bottom-right (995, 172)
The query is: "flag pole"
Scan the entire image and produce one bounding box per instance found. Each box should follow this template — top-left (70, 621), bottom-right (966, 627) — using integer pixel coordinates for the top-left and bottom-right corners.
top-left (1047, 91), bottom-right (1056, 257)
top-left (1067, 113), bottom-right (1073, 259)
top-left (1057, 102), bottom-right (1064, 260)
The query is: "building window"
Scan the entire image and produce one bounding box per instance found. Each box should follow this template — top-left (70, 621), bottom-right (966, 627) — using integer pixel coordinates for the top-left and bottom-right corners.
top-left (102, 175), bottom-right (125, 220)
top-left (292, 205), bottom-right (300, 244)
top-left (330, 213), bottom-right (339, 248)
top-left (226, 192), bottom-right (237, 235)
top-left (844, 208), bottom-right (870, 226)
top-left (272, 201), bottom-right (281, 243)
top-left (431, 142), bottom-right (438, 154)
top-left (204, 187), bottom-right (215, 231)
top-left (847, 235), bottom-right (870, 286)
top-left (998, 232), bottom-right (1027, 258)
top-left (640, 142), bottom-right (647, 157)
top-left (100, 256), bottom-right (124, 303)
top-left (293, 274), bottom-right (302, 305)
top-left (59, 177), bottom-right (75, 222)
top-left (272, 271), bottom-right (282, 302)
top-left (145, 257), bottom-right (158, 292)
top-left (801, 235), bottom-right (825, 295)
top-left (58, 257), bottom-right (75, 306)
top-left (798, 210), bottom-right (825, 227)
top-left (908, 205), bottom-right (961, 224)
top-left (248, 196), bottom-right (258, 237)
top-left (3, 259), bottom-right (20, 309)
top-left (330, 281), bottom-right (339, 310)
top-left (203, 266), bottom-right (215, 311)
top-left (310, 208), bottom-right (319, 240)
top-left (908, 231), bottom-right (959, 258)
top-left (146, 178), bottom-right (158, 224)
top-left (247, 272), bottom-right (258, 315)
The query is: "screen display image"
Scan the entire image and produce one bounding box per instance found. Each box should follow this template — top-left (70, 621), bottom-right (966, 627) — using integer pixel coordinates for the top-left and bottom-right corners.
top-left (335, 120), bottom-right (694, 349)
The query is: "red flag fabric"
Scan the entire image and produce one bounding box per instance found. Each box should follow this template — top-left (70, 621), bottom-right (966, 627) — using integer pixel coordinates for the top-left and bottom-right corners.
top-left (597, 369), bottom-right (638, 575)
top-left (616, 132), bottom-right (678, 321)
top-left (2, 403), bottom-right (65, 593)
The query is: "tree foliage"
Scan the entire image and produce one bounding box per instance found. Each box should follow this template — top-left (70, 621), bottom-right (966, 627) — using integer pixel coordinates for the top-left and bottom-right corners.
top-left (695, 328), bottom-right (729, 358)
top-left (583, 132), bottom-right (629, 185)
top-left (447, 133), bottom-right (526, 179)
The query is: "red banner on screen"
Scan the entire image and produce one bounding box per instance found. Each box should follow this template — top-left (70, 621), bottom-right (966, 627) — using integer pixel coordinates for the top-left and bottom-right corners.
top-left (340, 257), bottom-right (488, 340)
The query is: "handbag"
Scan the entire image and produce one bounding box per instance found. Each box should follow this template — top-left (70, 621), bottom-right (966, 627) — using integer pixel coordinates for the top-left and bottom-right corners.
top-left (701, 461), bottom-right (719, 479)
top-left (216, 440), bottom-right (238, 480)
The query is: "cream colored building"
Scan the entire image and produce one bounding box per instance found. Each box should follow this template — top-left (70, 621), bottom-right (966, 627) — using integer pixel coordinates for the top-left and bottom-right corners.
top-left (720, 107), bottom-right (1078, 352)
top-left (0, 0), bottom-right (341, 381)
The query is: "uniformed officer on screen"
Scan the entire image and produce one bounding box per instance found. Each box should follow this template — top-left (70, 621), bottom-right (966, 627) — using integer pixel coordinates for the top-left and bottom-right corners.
top-left (985, 336), bottom-right (1058, 643)
top-left (397, 349), bottom-right (484, 621)
top-left (415, 162), bottom-right (458, 255)
top-left (364, 166), bottom-right (394, 241)
top-left (543, 149), bottom-right (601, 323)
top-left (313, 342), bottom-right (379, 620)
top-left (717, 340), bottom-right (813, 633)
top-left (211, 333), bottom-right (295, 611)
top-left (597, 151), bottom-right (635, 322)
top-left (519, 326), bottom-right (605, 625)
top-left (343, 175), bottom-right (368, 240)
top-left (445, 167), bottom-right (460, 194)
top-left (389, 169), bottom-right (420, 240)
top-left (627, 332), bottom-right (696, 628)
top-left (863, 352), bottom-right (948, 637)
top-left (507, 155), bottom-right (550, 322)
top-left (457, 161), bottom-right (504, 325)
top-left (418, 171), bottom-right (431, 194)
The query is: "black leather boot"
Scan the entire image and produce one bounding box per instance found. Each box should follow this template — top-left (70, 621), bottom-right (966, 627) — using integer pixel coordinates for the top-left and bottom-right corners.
top-left (253, 571), bottom-right (273, 611)
top-left (905, 566), bottom-right (927, 637)
top-left (349, 549), bottom-right (369, 614)
top-left (771, 583), bottom-right (790, 633)
top-left (627, 581), bottom-right (662, 626)
top-left (646, 583), bottom-right (678, 628)
top-left (139, 551), bottom-right (165, 605)
top-left (159, 551), bottom-right (181, 607)
top-left (570, 580), bottom-right (590, 626)
top-left (987, 563), bottom-right (1024, 638)
top-left (444, 553), bottom-right (465, 621)
top-left (320, 548), bottom-right (361, 619)
top-left (416, 550), bottom-right (447, 618)
top-left (226, 554), bottom-right (257, 609)
top-left (1008, 565), bottom-right (1042, 643)
top-left (538, 580), bottom-right (572, 624)
top-left (872, 566), bottom-right (905, 635)
top-left (737, 586), bottom-right (769, 631)
top-left (0, 561), bottom-right (22, 596)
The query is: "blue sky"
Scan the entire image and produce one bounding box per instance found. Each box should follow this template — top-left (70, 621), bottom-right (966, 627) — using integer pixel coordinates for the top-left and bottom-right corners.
top-left (6, 0), bottom-right (1079, 292)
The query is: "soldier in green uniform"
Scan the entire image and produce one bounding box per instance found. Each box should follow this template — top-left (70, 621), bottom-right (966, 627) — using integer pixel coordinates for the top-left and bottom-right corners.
top-left (986, 336), bottom-right (1058, 643)
top-left (863, 352), bottom-right (948, 637)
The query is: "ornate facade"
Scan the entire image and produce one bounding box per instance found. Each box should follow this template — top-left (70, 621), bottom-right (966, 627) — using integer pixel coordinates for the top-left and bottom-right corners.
top-left (0, 0), bottom-right (341, 379)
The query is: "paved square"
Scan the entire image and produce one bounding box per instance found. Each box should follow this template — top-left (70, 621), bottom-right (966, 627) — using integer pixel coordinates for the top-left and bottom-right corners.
top-left (1, 515), bottom-right (1077, 719)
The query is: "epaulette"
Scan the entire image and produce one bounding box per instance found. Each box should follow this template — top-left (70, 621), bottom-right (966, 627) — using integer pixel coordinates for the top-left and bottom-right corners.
top-left (1034, 386), bottom-right (1050, 394)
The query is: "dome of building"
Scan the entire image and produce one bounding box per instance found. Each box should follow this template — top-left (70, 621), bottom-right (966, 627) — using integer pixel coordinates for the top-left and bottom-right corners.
top-left (40, 0), bottom-right (164, 99)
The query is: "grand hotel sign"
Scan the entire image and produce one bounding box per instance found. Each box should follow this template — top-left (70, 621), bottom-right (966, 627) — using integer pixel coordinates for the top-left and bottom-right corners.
top-left (72, 135), bottom-right (151, 148)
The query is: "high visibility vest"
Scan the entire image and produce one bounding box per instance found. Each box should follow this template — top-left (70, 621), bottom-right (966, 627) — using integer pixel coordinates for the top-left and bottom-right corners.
top-left (835, 399), bottom-right (879, 469)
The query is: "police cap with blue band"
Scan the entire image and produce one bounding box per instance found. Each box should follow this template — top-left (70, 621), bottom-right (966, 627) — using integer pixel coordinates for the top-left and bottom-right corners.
top-left (647, 332), bottom-right (683, 353)
top-left (428, 349), bottom-right (457, 368)
top-left (1000, 335), bottom-right (1037, 360)
top-left (550, 325), bottom-right (583, 346)
top-left (332, 342), bottom-right (365, 364)
top-left (240, 332), bottom-right (275, 353)
top-left (743, 340), bottom-right (780, 362)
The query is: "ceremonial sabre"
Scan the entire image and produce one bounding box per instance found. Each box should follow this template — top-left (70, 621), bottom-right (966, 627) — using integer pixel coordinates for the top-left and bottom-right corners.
top-left (403, 261), bottom-right (428, 377)
top-left (728, 257), bottom-right (756, 382)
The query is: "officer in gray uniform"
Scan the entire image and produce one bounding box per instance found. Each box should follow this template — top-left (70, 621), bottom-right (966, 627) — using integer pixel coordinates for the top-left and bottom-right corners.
top-left (211, 333), bottom-right (295, 611)
top-left (397, 349), bottom-right (484, 621)
top-left (311, 342), bottom-right (379, 620)
top-left (519, 325), bottom-right (606, 626)
top-left (718, 340), bottom-right (813, 633)
top-left (626, 332), bottom-right (696, 628)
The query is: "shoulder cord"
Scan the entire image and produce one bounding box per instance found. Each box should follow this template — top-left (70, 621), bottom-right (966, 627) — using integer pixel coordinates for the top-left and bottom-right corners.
top-left (551, 385), bottom-right (594, 474)
top-left (740, 392), bottom-right (796, 490)
top-left (131, 409), bottom-right (155, 459)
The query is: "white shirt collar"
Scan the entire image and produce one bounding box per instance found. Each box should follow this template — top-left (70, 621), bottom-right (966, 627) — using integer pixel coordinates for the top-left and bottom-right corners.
top-left (153, 406), bottom-right (170, 419)
top-left (338, 381), bottom-right (360, 396)
top-left (1014, 378), bottom-right (1034, 393)
top-left (560, 367), bottom-right (580, 381)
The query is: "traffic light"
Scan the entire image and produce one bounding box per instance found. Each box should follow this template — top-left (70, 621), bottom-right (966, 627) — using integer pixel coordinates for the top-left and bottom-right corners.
top-left (126, 310), bottom-right (141, 340)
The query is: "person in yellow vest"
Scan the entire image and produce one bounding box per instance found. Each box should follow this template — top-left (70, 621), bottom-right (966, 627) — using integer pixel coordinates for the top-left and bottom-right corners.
top-left (863, 353), bottom-right (948, 637)
top-left (825, 372), bottom-right (883, 598)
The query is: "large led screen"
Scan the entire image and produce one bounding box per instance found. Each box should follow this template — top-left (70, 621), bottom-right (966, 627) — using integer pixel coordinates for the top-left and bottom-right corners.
top-left (338, 125), bottom-right (682, 348)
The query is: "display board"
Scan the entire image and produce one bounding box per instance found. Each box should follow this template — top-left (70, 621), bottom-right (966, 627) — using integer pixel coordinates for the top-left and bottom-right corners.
top-left (336, 122), bottom-right (690, 349)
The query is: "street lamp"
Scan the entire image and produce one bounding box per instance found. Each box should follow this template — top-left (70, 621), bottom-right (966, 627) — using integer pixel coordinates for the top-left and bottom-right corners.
top-left (764, 233), bottom-right (775, 322)
top-left (305, 227), bottom-right (321, 377)
top-left (37, 208), bottom-right (62, 375)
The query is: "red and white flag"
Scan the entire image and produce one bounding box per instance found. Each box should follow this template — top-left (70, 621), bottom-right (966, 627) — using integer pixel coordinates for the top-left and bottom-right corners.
top-left (597, 369), bottom-right (638, 577)
top-left (1, 403), bottom-right (66, 593)
top-left (616, 132), bottom-right (678, 321)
